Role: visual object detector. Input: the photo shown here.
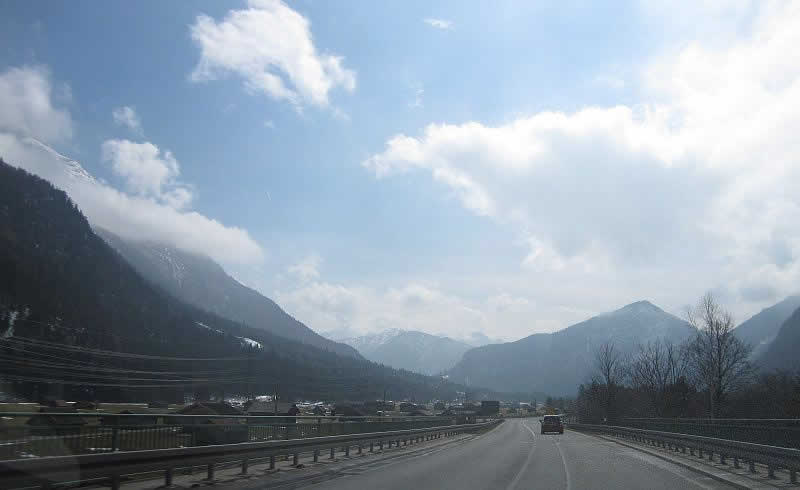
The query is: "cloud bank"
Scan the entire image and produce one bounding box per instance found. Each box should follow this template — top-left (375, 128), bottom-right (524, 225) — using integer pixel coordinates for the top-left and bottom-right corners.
top-left (0, 65), bottom-right (264, 266)
top-left (365, 1), bottom-right (800, 314)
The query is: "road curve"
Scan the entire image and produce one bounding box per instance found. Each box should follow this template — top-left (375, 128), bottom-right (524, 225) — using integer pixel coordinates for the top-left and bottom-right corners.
top-left (298, 418), bottom-right (734, 490)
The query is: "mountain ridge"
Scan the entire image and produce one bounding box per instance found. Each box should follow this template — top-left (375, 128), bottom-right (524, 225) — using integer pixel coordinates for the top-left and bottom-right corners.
top-left (733, 295), bottom-right (800, 359)
top-left (448, 300), bottom-right (693, 395)
top-left (339, 329), bottom-right (473, 375)
top-left (0, 158), bottom-right (483, 403)
top-left (95, 228), bottom-right (362, 359)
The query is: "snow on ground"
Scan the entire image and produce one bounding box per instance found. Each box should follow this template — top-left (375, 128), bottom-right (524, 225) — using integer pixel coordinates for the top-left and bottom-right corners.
top-left (194, 321), bottom-right (223, 334)
top-left (237, 336), bottom-right (262, 349)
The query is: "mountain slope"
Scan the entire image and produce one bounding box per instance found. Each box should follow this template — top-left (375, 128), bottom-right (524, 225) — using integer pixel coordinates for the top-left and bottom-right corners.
top-left (448, 301), bottom-right (693, 395)
top-left (734, 295), bottom-right (800, 359)
top-left (95, 229), bottom-right (360, 359)
top-left (0, 159), bottom-right (487, 403)
top-left (759, 306), bottom-right (800, 372)
top-left (341, 329), bottom-right (472, 375)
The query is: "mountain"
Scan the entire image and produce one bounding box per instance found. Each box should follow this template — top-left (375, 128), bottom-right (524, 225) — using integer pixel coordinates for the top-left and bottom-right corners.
top-left (340, 329), bottom-right (473, 375)
top-left (94, 229), bottom-right (360, 359)
top-left (448, 301), bottom-right (693, 396)
top-left (464, 331), bottom-right (502, 347)
top-left (0, 159), bottom-right (488, 403)
top-left (734, 295), bottom-right (800, 359)
top-left (758, 305), bottom-right (800, 372)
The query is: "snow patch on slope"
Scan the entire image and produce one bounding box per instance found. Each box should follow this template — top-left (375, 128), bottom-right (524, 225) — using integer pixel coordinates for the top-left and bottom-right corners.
top-left (237, 336), bottom-right (262, 349)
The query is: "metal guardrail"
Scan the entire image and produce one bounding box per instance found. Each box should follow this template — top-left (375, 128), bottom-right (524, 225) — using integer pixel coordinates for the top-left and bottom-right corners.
top-left (618, 418), bottom-right (800, 449)
top-left (568, 423), bottom-right (799, 483)
top-left (0, 412), bottom-right (460, 459)
top-left (0, 420), bottom-right (502, 489)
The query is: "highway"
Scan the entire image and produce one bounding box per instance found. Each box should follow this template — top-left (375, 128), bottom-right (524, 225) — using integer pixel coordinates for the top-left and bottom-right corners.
top-left (296, 419), bottom-right (734, 490)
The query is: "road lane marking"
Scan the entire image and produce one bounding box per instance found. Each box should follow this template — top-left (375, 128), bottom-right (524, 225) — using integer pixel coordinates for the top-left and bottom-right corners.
top-left (522, 421), bottom-right (537, 439)
top-left (554, 438), bottom-right (572, 490)
top-left (505, 421), bottom-right (538, 490)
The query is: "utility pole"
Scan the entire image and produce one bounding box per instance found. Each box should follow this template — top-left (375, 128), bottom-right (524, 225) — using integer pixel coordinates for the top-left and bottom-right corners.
top-left (273, 384), bottom-right (279, 415)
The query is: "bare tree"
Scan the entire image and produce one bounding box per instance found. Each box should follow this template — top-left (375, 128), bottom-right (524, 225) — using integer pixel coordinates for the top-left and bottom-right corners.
top-left (593, 342), bottom-right (627, 422)
top-left (685, 292), bottom-right (753, 418)
top-left (630, 339), bottom-right (689, 415)
top-left (594, 342), bottom-right (627, 388)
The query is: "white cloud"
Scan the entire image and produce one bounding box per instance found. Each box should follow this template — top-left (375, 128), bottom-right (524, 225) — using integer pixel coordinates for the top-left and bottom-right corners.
top-left (263, 120), bottom-right (275, 129)
top-left (101, 139), bottom-right (192, 209)
top-left (189, 0), bottom-right (356, 108)
top-left (423, 18), bottom-right (453, 30)
top-left (275, 257), bottom-right (541, 341)
top-left (0, 66), bottom-right (72, 144)
top-left (287, 254), bottom-right (321, 282)
top-left (366, 1), bottom-right (800, 316)
top-left (0, 65), bottom-right (264, 266)
top-left (112, 106), bottom-right (142, 133)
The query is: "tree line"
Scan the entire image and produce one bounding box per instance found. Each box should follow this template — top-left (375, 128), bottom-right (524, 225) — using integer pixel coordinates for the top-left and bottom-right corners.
top-left (576, 293), bottom-right (800, 422)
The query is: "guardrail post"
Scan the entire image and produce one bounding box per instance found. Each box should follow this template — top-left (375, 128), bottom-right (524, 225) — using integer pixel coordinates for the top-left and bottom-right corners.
top-left (719, 453), bottom-right (726, 465)
top-left (330, 447), bottom-right (335, 459)
top-left (789, 469), bottom-right (796, 483)
top-left (749, 460), bottom-right (756, 473)
top-left (733, 457), bottom-right (740, 469)
top-left (768, 466), bottom-right (776, 479)
top-left (293, 453), bottom-right (299, 466)
top-left (206, 463), bottom-right (215, 481)
top-left (164, 467), bottom-right (174, 486)
top-left (345, 445), bottom-right (350, 457)
top-left (313, 449), bottom-right (319, 462)
top-left (358, 444), bottom-right (363, 454)
top-left (379, 440), bottom-right (384, 450)
top-left (110, 475), bottom-right (120, 490)
top-left (370, 442), bottom-right (374, 452)
top-left (111, 427), bottom-right (119, 452)
top-left (270, 455), bottom-right (276, 470)
top-left (707, 450), bottom-right (713, 462)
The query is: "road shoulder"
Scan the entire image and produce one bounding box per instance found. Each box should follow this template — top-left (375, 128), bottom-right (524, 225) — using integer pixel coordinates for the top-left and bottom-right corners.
top-left (571, 429), bottom-right (792, 490)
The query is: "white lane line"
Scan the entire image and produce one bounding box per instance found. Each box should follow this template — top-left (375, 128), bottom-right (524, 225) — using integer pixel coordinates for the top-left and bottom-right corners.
top-left (522, 421), bottom-right (537, 439)
top-left (554, 438), bottom-right (572, 490)
top-left (505, 421), bottom-right (538, 490)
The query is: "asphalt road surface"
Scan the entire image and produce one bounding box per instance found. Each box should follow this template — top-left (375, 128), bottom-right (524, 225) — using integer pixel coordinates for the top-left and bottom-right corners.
top-left (299, 419), bottom-right (734, 490)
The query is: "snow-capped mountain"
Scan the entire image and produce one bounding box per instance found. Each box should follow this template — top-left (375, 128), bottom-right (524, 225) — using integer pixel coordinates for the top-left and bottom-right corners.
top-left (22, 137), bottom-right (96, 183)
top-left (3, 137), bottom-right (361, 359)
top-left (338, 329), bottom-right (473, 375)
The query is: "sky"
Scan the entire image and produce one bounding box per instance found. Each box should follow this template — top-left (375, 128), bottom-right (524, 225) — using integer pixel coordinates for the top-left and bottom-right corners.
top-left (1, 0), bottom-right (798, 342)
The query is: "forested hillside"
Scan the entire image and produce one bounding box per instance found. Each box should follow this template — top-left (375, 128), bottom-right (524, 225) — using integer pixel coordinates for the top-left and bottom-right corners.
top-left (0, 159), bottom-right (490, 403)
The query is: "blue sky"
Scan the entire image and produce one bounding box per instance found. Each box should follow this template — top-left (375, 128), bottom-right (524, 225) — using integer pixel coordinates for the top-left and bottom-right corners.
top-left (1, 1), bottom-right (798, 341)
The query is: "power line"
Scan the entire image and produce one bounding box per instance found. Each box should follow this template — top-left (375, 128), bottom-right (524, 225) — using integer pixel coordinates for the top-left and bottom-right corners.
top-left (1, 337), bottom-right (250, 361)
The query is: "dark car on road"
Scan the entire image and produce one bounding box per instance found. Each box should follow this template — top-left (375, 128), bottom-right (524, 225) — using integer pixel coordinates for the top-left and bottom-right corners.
top-left (541, 415), bottom-right (564, 434)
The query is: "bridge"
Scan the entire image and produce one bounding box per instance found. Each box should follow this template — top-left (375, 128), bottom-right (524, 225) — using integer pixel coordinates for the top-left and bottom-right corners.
top-left (2, 417), bottom-right (799, 489)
